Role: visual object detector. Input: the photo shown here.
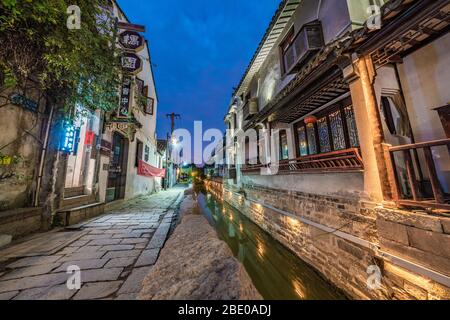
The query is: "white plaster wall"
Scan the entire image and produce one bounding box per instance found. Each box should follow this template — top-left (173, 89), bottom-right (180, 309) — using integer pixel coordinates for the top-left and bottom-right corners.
top-left (123, 39), bottom-right (159, 200)
top-left (397, 33), bottom-right (450, 192)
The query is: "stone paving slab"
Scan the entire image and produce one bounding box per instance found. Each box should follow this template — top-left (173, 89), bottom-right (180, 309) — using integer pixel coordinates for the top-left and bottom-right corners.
top-left (0, 273), bottom-right (68, 293)
top-left (135, 249), bottom-right (160, 267)
top-left (13, 284), bottom-right (77, 300)
top-left (0, 186), bottom-right (186, 300)
top-left (2, 263), bottom-right (61, 280)
top-left (53, 259), bottom-right (109, 273)
top-left (117, 267), bottom-right (152, 295)
top-left (6, 255), bottom-right (62, 269)
top-left (73, 281), bottom-right (123, 300)
top-left (81, 267), bottom-right (123, 283)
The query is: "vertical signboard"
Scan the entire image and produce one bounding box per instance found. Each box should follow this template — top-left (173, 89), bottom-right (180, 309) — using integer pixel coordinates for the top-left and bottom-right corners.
top-left (118, 77), bottom-right (132, 118)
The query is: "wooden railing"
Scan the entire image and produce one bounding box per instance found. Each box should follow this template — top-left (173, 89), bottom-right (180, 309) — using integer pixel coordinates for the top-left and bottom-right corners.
top-left (386, 138), bottom-right (450, 211)
top-left (241, 148), bottom-right (364, 175)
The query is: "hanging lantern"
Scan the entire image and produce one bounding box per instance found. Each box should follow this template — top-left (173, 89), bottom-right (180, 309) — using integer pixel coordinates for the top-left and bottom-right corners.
top-left (304, 115), bottom-right (317, 125)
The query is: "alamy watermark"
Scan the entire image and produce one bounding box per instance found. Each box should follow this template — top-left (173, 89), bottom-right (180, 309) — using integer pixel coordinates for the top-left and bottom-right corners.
top-left (66, 265), bottom-right (81, 290)
top-left (67, 5), bottom-right (81, 30)
top-left (366, 265), bottom-right (382, 290)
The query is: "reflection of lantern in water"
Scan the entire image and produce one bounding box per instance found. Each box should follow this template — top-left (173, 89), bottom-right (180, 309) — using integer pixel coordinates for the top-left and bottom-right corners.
top-left (292, 279), bottom-right (306, 299)
top-left (239, 223), bottom-right (244, 233)
top-left (256, 240), bottom-right (265, 259)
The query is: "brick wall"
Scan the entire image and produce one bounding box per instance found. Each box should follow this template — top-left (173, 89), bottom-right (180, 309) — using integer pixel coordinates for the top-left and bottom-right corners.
top-left (205, 180), bottom-right (450, 300)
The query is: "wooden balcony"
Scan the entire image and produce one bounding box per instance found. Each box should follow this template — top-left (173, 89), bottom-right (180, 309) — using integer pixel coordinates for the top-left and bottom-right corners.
top-left (385, 139), bottom-right (450, 211)
top-left (242, 148), bottom-right (364, 175)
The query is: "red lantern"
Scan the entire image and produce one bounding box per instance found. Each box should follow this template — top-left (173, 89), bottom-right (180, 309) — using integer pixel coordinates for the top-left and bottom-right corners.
top-left (304, 116), bottom-right (317, 124)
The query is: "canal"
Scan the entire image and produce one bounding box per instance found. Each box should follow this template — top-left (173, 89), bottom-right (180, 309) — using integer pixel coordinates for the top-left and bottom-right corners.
top-left (198, 191), bottom-right (346, 300)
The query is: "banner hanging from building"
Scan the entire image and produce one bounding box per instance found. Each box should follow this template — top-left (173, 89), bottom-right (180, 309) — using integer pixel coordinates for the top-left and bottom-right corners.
top-left (137, 160), bottom-right (166, 178)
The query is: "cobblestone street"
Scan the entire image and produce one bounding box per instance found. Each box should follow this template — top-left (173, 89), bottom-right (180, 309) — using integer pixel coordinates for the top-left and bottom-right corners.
top-left (0, 186), bottom-right (186, 300)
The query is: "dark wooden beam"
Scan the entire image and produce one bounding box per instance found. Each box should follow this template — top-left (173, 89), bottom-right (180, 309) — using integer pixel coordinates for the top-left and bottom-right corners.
top-left (118, 22), bottom-right (146, 33)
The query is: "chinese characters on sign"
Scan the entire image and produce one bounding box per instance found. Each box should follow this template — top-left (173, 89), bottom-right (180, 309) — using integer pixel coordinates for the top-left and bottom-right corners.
top-left (121, 53), bottom-right (142, 74)
top-left (119, 30), bottom-right (144, 51)
top-left (118, 77), bottom-right (132, 118)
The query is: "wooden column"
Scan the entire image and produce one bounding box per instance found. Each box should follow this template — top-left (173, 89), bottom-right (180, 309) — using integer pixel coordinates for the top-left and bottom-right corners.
top-left (347, 56), bottom-right (392, 202)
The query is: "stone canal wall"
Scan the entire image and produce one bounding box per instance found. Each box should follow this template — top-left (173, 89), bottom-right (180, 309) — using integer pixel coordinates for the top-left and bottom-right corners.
top-left (205, 180), bottom-right (450, 300)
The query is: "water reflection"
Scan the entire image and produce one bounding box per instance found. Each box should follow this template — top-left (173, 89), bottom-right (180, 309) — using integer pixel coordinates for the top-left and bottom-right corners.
top-left (198, 191), bottom-right (346, 300)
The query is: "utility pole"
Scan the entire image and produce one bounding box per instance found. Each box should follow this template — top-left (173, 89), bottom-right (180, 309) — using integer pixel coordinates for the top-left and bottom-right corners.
top-left (165, 113), bottom-right (181, 189)
top-left (166, 113), bottom-right (181, 134)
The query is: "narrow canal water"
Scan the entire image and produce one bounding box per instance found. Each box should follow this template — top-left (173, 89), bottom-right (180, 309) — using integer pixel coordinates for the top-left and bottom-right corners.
top-left (198, 191), bottom-right (346, 300)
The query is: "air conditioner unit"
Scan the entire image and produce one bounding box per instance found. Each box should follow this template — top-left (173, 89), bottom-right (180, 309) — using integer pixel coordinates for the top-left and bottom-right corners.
top-left (243, 98), bottom-right (259, 120)
top-left (284, 21), bottom-right (324, 75)
top-left (249, 98), bottom-right (258, 115)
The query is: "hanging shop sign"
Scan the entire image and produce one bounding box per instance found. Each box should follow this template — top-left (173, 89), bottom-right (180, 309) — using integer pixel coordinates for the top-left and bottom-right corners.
top-left (84, 131), bottom-right (95, 146)
top-left (121, 53), bottom-right (142, 74)
top-left (10, 93), bottom-right (38, 113)
top-left (119, 30), bottom-right (145, 52)
top-left (117, 77), bottom-right (132, 118)
top-left (59, 121), bottom-right (80, 154)
top-left (100, 139), bottom-right (112, 157)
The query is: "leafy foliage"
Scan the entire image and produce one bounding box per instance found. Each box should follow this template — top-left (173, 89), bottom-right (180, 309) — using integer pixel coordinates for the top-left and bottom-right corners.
top-left (0, 0), bottom-right (122, 116)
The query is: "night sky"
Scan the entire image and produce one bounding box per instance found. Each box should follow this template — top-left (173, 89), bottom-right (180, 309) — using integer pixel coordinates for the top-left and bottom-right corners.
top-left (117, 0), bottom-right (279, 141)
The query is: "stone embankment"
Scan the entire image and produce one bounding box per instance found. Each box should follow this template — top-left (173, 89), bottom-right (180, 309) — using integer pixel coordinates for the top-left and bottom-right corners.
top-left (139, 190), bottom-right (262, 300)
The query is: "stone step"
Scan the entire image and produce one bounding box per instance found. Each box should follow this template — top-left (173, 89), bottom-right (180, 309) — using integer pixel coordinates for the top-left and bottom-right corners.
top-left (60, 194), bottom-right (95, 210)
top-left (64, 186), bottom-right (85, 198)
top-left (56, 202), bottom-right (105, 227)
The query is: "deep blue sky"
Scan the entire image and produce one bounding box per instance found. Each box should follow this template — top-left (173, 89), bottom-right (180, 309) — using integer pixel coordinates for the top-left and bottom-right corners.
top-left (117, 0), bottom-right (279, 140)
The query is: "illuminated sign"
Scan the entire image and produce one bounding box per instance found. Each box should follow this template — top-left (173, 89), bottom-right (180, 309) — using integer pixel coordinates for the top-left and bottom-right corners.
top-left (59, 121), bottom-right (79, 154)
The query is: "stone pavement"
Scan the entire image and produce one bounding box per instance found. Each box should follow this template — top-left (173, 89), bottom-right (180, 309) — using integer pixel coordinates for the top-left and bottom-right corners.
top-left (0, 186), bottom-right (185, 300)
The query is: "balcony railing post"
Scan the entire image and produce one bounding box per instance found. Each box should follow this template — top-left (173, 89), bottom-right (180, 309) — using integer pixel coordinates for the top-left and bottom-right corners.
top-left (403, 149), bottom-right (421, 201)
top-left (423, 146), bottom-right (445, 204)
top-left (382, 143), bottom-right (400, 203)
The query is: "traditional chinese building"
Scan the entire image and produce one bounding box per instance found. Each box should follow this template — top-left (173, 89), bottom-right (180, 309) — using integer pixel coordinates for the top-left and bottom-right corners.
top-left (0, 0), bottom-right (163, 239)
top-left (215, 0), bottom-right (450, 299)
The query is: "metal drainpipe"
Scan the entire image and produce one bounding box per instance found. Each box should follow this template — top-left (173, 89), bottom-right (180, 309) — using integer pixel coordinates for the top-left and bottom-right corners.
top-left (34, 103), bottom-right (55, 207)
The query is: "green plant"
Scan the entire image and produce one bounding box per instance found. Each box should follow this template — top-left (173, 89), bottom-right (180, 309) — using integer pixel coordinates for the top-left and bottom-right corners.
top-left (0, 0), bottom-right (122, 117)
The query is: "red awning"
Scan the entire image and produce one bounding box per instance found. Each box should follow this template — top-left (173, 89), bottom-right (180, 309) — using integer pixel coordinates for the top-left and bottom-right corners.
top-left (138, 160), bottom-right (166, 178)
